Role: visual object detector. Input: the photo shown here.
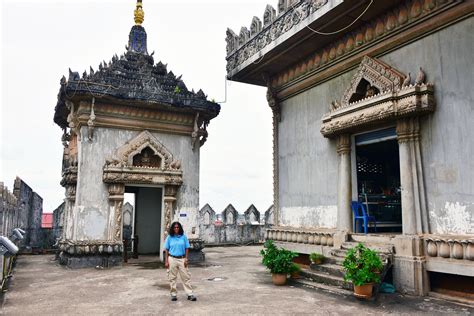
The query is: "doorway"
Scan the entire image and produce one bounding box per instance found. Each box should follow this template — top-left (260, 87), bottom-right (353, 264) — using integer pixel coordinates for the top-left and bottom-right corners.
top-left (125, 186), bottom-right (163, 254)
top-left (354, 128), bottom-right (402, 233)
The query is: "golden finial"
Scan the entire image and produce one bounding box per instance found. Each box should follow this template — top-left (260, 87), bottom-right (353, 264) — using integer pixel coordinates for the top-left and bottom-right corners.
top-left (134, 0), bottom-right (144, 25)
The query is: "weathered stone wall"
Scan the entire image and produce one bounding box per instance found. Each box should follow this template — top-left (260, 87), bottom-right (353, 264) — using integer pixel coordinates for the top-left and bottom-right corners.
top-left (277, 18), bottom-right (474, 235)
top-left (53, 202), bottom-right (65, 242)
top-left (198, 204), bottom-right (273, 245)
top-left (73, 126), bottom-right (200, 241)
top-left (0, 178), bottom-right (44, 249)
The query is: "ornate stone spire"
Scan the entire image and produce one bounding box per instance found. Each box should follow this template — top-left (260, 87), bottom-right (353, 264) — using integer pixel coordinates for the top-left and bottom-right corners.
top-left (128, 0), bottom-right (148, 54)
top-left (134, 0), bottom-right (144, 25)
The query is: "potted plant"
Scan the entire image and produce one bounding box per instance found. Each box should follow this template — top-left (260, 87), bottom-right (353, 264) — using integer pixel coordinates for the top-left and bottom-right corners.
top-left (260, 240), bottom-right (298, 285)
top-left (309, 253), bottom-right (325, 265)
top-left (342, 243), bottom-right (383, 299)
top-left (289, 262), bottom-right (302, 279)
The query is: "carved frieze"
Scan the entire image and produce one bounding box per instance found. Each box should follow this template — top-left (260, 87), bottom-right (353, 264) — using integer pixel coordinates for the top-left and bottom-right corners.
top-left (226, 0), bottom-right (328, 66)
top-left (58, 240), bottom-right (123, 255)
top-left (321, 56), bottom-right (435, 138)
top-left (232, 0), bottom-right (457, 88)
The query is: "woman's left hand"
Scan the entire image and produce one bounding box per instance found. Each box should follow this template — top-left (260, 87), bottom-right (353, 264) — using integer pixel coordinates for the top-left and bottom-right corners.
top-left (184, 259), bottom-right (188, 268)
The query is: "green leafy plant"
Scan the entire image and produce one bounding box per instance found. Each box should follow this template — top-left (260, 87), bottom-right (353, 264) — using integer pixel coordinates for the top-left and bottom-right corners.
top-left (289, 262), bottom-right (301, 274)
top-left (342, 243), bottom-right (383, 286)
top-left (260, 240), bottom-right (298, 274)
top-left (309, 253), bottom-right (325, 263)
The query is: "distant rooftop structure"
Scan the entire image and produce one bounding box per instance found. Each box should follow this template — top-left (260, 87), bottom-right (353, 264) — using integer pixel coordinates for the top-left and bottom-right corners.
top-left (42, 213), bottom-right (53, 229)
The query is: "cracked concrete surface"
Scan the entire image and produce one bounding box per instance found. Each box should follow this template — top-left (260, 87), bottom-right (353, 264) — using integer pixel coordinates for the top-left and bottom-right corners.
top-left (1, 246), bottom-right (472, 315)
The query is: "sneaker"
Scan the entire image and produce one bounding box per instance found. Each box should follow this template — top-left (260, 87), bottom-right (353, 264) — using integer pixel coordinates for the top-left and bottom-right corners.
top-left (171, 296), bottom-right (177, 301)
top-left (187, 295), bottom-right (197, 301)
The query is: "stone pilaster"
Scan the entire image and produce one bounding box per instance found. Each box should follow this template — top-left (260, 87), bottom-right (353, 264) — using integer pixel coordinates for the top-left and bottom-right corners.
top-left (108, 184), bottom-right (125, 241)
top-left (266, 86), bottom-right (280, 226)
top-left (397, 117), bottom-right (429, 235)
top-left (336, 134), bottom-right (352, 232)
top-left (163, 185), bottom-right (178, 241)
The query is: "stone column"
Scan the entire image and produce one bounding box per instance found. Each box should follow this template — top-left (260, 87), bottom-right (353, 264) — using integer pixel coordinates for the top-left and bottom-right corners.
top-left (62, 184), bottom-right (77, 240)
top-left (337, 134), bottom-right (352, 231)
top-left (108, 183), bottom-right (125, 241)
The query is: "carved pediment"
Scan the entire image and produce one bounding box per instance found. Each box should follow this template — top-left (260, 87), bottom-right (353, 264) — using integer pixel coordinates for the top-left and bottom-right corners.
top-left (341, 56), bottom-right (405, 107)
top-left (321, 56), bottom-right (435, 138)
top-left (103, 130), bottom-right (183, 185)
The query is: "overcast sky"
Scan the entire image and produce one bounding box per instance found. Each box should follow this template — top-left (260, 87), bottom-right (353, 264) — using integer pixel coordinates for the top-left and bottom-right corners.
top-left (0, 0), bottom-right (273, 213)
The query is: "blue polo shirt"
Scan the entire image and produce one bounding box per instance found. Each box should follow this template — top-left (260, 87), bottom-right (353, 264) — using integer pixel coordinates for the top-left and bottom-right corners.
top-left (164, 234), bottom-right (190, 257)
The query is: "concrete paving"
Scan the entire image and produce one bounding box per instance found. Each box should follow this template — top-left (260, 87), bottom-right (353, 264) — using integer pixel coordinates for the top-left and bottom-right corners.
top-left (1, 246), bottom-right (472, 315)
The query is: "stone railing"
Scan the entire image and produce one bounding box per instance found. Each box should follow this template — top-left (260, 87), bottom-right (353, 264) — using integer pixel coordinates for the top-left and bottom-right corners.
top-left (266, 227), bottom-right (335, 247)
top-left (424, 236), bottom-right (474, 261)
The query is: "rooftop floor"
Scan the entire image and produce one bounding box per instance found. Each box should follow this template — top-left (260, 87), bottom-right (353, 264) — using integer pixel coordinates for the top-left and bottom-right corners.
top-left (1, 246), bottom-right (472, 315)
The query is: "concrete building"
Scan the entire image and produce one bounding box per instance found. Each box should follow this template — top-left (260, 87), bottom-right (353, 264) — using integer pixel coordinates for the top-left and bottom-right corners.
top-left (53, 0), bottom-right (220, 268)
top-left (226, 0), bottom-right (474, 296)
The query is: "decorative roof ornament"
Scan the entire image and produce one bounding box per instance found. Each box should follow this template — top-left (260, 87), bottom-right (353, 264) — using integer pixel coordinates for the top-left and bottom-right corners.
top-left (134, 0), bottom-right (144, 25)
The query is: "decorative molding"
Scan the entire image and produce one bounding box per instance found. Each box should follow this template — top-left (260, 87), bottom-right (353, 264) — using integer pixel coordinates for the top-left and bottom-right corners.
top-left (336, 134), bottom-right (351, 155)
top-left (321, 56), bottom-right (435, 138)
top-left (266, 0), bottom-right (461, 91)
top-left (75, 101), bottom-right (196, 136)
top-left (226, 0), bottom-right (329, 67)
top-left (58, 240), bottom-right (123, 255)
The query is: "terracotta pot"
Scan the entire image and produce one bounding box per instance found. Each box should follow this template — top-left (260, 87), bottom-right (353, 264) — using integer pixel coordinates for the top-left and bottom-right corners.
top-left (272, 273), bottom-right (287, 285)
top-left (290, 271), bottom-right (300, 279)
top-left (353, 283), bottom-right (374, 299)
top-left (311, 258), bottom-right (323, 265)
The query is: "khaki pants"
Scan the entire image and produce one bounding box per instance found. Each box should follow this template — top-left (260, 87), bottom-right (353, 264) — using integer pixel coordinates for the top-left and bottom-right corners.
top-left (167, 256), bottom-right (193, 296)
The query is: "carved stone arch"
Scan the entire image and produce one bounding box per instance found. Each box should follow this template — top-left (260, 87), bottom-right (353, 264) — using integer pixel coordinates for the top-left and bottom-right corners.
top-left (222, 204), bottom-right (238, 225)
top-left (263, 5), bottom-right (276, 26)
top-left (244, 204), bottom-right (260, 223)
top-left (114, 130), bottom-right (174, 170)
top-left (250, 16), bottom-right (262, 37)
top-left (239, 27), bottom-right (250, 46)
top-left (341, 56), bottom-right (405, 107)
top-left (199, 203), bottom-right (215, 226)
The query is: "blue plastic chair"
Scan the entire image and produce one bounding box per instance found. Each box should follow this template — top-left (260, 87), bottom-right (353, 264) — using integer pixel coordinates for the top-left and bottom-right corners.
top-left (351, 201), bottom-right (377, 234)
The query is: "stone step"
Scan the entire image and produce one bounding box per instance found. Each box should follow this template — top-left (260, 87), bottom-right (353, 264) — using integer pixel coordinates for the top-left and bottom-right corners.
top-left (341, 241), bottom-right (394, 254)
top-left (289, 277), bottom-right (354, 297)
top-left (330, 249), bottom-right (349, 258)
top-left (350, 233), bottom-right (395, 244)
top-left (331, 247), bottom-right (392, 263)
top-left (324, 255), bottom-right (345, 265)
top-left (300, 267), bottom-right (352, 290)
top-left (310, 263), bottom-right (345, 278)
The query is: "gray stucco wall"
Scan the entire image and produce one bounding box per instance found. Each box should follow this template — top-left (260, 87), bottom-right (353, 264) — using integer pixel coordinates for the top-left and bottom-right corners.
top-left (379, 17), bottom-right (474, 235)
top-left (74, 126), bottom-right (200, 241)
top-left (278, 17), bottom-right (474, 234)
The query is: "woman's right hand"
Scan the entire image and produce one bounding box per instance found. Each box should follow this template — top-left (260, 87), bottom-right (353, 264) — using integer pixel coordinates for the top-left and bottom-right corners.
top-left (165, 261), bottom-right (169, 269)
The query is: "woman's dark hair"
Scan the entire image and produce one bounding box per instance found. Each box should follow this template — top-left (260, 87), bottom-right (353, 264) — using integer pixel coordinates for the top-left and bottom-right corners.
top-left (168, 221), bottom-right (184, 236)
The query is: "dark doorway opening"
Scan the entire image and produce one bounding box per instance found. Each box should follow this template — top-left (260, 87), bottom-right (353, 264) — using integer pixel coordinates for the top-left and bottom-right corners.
top-left (355, 128), bottom-right (402, 233)
top-left (125, 186), bottom-right (163, 255)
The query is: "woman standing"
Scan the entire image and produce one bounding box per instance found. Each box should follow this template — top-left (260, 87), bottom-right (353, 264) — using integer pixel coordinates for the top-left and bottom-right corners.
top-left (164, 221), bottom-right (197, 301)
